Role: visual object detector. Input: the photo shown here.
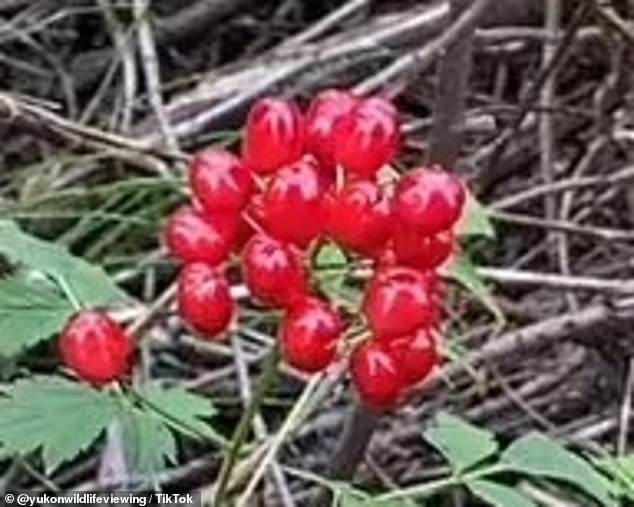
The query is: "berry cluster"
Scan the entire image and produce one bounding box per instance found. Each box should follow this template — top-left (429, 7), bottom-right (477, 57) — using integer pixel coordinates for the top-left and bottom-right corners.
top-left (165, 90), bottom-right (466, 410)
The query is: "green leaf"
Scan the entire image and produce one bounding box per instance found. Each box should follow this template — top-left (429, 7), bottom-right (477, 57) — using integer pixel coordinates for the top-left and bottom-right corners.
top-left (118, 405), bottom-right (177, 477)
top-left (456, 191), bottom-right (495, 239)
top-left (444, 253), bottom-right (504, 325)
top-left (0, 376), bottom-right (118, 472)
top-left (314, 242), bottom-right (348, 298)
top-left (0, 220), bottom-right (128, 306)
top-left (597, 455), bottom-right (634, 500)
top-left (136, 385), bottom-right (224, 445)
top-left (466, 479), bottom-right (537, 507)
top-left (424, 412), bottom-right (498, 473)
top-left (501, 433), bottom-right (615, 506)
top-left (0, 272), bottom-right (75, 355)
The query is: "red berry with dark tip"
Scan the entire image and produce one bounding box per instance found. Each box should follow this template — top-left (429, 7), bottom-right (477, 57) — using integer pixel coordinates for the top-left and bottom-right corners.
top-left (165, 206), bottom-right (235, 266)
top-left (394, 167), bottom-right (466, 235)
top-left (363, 267), bottom-right (439, 340)
top-left (59, 311), bottom-right (133, 385)
top-left (262, 157), bottom-right (324, 249)
top-left (351, 340), bottom-right (404, 410)
top-left (306, 89), bottom-right (359, 174)
top-left (243, 97), bottom-right (305, 174)
top-left (281, 297), bottom-right (343, 373)
top-left (386, 329), bottom-right (438, 386)
top-left (324, 180), bottom-right (392, 257)
top-left (178, 263), bottom-right (234, 339)
top-left (393, 227), bottom-right (455, 270)
top-left (242, 233), bottom-right (308, 308)
top-left (189, 150), bottom-right (253, 212)
top-left (333, 97), bottom-right (400, 179)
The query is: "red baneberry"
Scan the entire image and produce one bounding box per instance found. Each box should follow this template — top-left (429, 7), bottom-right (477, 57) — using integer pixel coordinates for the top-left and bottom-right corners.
top-left (351, 340), bottom-right (403, 410)
top-left (165, 206), bottom-right (235, 266)
top-left (242, 233), bottom-right (308, 308)
top-left (262, 157), bottom-right (324, 248)
top-left (178, 263), bottom-right (235, 339)
top-left (281, 297), bottom-right (343, 373)
top-left (59, 311), bottom-right (133, 385)
top-left (394, 167), bottom-right (466, 235)
top-left (324, 180), bottom-right (392, 258)
top-left (333, 97), bottom-right (400, 179)
top-left (363, 267), bottom-right (439, 339)
top-left (190, 150), bottom-right (253, 212)
top-left (306, 89), bottom-right (358, 175)
top-left (243, 97), bottom-right (305, 174)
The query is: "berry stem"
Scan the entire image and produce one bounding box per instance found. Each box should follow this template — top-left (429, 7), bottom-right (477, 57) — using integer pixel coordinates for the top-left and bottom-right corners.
top-left (314, 400), bottom-right (380, 505)
top-left (54, 274), bottom-right (83, 311)
top-left (212, 342), bottom-right (280, 507)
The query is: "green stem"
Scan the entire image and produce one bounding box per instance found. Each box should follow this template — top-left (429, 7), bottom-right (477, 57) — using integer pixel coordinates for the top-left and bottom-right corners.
top-left (53, 274), bottom-right (83, 311)
top-left (212, 343), bottom-right (280, 507)
top-left (376, 463), bottom-right (511, 501)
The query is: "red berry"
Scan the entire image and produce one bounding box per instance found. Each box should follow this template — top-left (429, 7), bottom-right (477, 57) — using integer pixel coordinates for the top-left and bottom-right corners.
top-left (242, 233), bottom-right (308, 308)
top-left (394, 167), bottom-right (466, 235)
top-left (189, 150), bottom-right (253, 212)
top-left (393, 227), bottom-right (454, 270)
top-left (351, 340), bottom-right (404, 410)
top-left (243, 97), bottom-right (305, 174)
top-left (306, 89), bottom-right (359, 174)
top-left (262, 157), bottom-right (324, 248)
top-left (333, 97), bottom-right (400, 179)
top-left (386, 329), bottom-right (438, 386)
top-left (178, 263), bottom-right (234, 339)
top-left (164, 206), bottom-right (235, 266)
top-left (59, 311), bottom-right (133, 385)
top-left (363, 267), bottom-right (439, 340)
top-left (281, 297), bottom-right (343, 373)
top-left (324, 180), bottom-right (392, 257)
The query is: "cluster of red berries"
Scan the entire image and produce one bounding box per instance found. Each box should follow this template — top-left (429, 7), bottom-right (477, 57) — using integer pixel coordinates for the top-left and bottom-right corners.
top-left (164, 90), bottom-right (466, 409)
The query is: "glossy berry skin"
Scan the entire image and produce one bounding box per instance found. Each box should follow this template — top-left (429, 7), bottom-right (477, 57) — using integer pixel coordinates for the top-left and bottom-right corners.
top-left (165, 206), bottom-right (235, 266)
top-left (386, 329), bottom-right (438, 386)
top-left (243, 97), bottom-right (305, 174)
top-left (363, 267), bottom-right (439, 340)
top-left (59, 311), bottom-right (133, 385)
top-left (393, 227), bottom-right (454, 270)
top-left (306, 89), bottom-right (359, 174)
top-left (242, 233), bottom-right (308, 308)
top-left (281, 297), bottom-right (343, 373)
top-left (351, 340), bottom-right (403, 410)
top-left (394, 167), bottom-right (466, 235)
top-left (262, 157), bottom-right (324, 248)
top-left (324, 181), bottom-right (392, 258)
top-left (178, 263), bottom-right (234, 339)
top-left (333, 97), bottom-right (400, 179)
top-left (189, 150), bottom-right (253, 212)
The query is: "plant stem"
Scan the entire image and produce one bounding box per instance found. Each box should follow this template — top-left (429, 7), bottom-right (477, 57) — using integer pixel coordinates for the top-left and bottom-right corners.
top-left (212, 343), bottom-right (280, 507)
top-left (54, 274), bottom-right (83, 311)
top-left (376, 464), bottom-right (511, 501)
top-left (314, 401), bottom-right (380, 506)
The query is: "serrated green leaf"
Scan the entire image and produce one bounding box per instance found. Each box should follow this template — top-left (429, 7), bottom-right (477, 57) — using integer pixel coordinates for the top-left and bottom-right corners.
top-left (0, 220), bottom-right (128, 306)
top-left (118, 405), bottom-right (177, 477)
top-left (466, 479), bottom-right (537, 507)
top-left (501, 433), bottom-right (615, 506)
top-left (136, 385), bottom-right (224, 445)
top-left (0, 376), bottom-right (118, 472)
top-left (0, 272), bottom-right (75, 356)
top-left (314, 242), bottom-right (348, 298)
top-left (444, 253), bottom-right (504, 325)
top-left (424, 412), bottom-right (498, 473)
top-left (456, 192), bottom-right (496, 239)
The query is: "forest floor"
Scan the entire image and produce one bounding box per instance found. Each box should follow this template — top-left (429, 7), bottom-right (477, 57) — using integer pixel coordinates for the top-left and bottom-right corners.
top-left (1, 1), bottom-right (634, 506)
